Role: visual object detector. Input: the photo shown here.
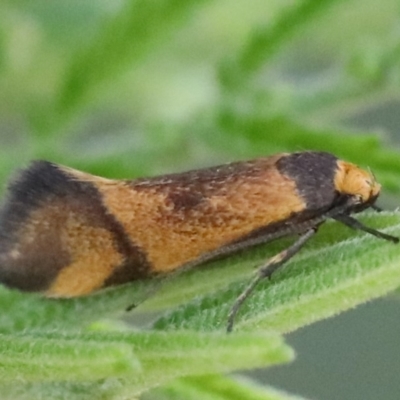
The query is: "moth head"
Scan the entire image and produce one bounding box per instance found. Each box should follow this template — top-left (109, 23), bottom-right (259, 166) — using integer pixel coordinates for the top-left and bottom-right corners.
top-left (334, 161), bottom-right (380, 207)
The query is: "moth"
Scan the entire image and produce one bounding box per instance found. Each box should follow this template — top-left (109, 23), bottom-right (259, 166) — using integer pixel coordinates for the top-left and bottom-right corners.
top-left (0, 151), bottom-right (397, 331)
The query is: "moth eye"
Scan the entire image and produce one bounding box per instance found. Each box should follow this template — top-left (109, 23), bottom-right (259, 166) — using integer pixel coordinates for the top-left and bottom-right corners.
top-left (354, 194), bottom-right (363, 204)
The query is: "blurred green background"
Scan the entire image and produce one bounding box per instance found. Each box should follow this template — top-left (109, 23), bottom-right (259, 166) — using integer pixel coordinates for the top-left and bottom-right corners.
top-left (1, 0), bottom-right (400, 399)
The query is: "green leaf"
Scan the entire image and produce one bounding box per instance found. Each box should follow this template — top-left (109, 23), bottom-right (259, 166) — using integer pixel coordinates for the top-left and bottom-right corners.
top-left (0, 280), bottom-right (150, 333)
top-left (0, 332), bottom-right (140, 382)
top-left (145, 375), bottom-right (312, 400)
top-left (219, 0), bottom-right (344, 90)
top-left (0, 331), bottom-right (292, 397)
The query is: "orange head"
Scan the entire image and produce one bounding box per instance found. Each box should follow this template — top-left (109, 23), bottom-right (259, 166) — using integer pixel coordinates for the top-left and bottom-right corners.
top-left (334, 161), bottom-right (380, 207)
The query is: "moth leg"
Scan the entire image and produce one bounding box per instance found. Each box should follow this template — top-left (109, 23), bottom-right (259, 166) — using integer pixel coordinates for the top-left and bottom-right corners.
top-left (227, 228), bottom-right (317, 333)
top-left (333, 214), bottom-right (398, 243)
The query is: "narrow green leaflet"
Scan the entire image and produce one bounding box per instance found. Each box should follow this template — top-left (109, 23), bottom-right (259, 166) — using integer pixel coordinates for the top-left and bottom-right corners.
top-left (145, 375), bottom-right (312, 400)
top-left (0, 333), bottom-right (140, 382)
top-left (0, 331), bottom-right (292, 398)
top-left (219, 0), bottom-right (344, 90)
top-left (0, 280), bottom-right (151, 333)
